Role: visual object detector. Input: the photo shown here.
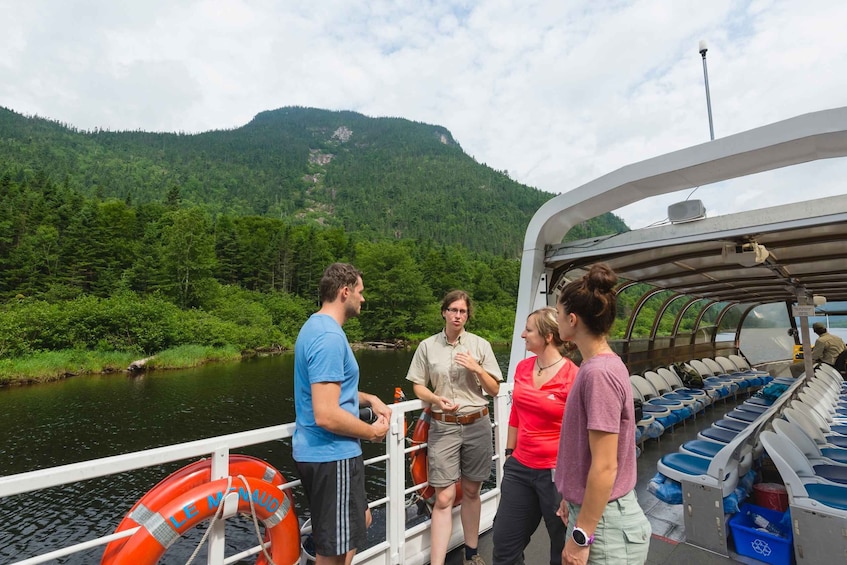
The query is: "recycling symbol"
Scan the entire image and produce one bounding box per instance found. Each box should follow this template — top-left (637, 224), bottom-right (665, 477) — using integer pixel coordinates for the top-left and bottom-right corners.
top-left (751, 538), bottom-right (772, 556)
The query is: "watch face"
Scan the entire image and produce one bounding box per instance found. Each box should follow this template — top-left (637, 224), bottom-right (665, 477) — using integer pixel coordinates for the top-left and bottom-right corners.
top-left (572, 528), bottom-right (588, 545)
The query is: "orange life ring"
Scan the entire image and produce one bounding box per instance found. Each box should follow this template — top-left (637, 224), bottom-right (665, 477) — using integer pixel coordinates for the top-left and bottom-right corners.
top-left (101, 456), bottom-right (293, 565)
top-left (409, 407), bottom-right (462, 507)
top-left (108, 476), bottom-right (300, 565)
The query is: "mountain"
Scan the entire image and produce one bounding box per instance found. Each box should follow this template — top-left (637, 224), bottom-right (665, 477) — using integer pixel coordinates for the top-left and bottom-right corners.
top-left (0, 106), bottom-right (627, 256)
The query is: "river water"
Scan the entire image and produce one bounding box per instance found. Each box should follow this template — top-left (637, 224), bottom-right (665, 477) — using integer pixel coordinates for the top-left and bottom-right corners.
top-left (0, 348), bottom-right (510, 564)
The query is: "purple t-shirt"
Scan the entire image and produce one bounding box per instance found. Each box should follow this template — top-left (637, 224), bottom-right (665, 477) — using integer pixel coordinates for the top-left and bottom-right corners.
top-left (554, 353), bottom-right (637, 504)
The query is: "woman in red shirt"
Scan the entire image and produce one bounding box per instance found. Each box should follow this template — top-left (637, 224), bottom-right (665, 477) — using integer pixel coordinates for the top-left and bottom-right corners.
top-left (492, 307), bottom-right (578, 565)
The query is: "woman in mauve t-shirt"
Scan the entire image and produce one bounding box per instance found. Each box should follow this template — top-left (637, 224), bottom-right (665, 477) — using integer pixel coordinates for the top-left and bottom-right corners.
top-left (492, 307), bottom-right (577, 565)
top-left (553, 263), bottom-right (651, 565)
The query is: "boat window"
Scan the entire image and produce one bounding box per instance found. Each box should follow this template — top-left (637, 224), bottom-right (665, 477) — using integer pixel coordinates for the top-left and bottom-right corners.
top-left (738, 303), bottom-right (794, 364)
top-left (631, 290), bottom-right (674, 338)
top-left (678, 298), bottom-right (709, 337)
top-left (612, 283), bottom-right (649, 339)
top-left (692, 302), bottom-right (725, 344)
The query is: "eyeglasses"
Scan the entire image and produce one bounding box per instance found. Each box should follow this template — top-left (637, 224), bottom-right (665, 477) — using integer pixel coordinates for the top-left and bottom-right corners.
top-left (445, 308), bottom-right (468, 316)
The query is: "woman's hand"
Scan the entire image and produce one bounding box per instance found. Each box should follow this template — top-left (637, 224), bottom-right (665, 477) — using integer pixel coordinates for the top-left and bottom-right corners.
top-left (561, 537), bottom-right (590, 565)
top-left (454, 351), bottom-right (482, 374)
top-left (436, 396), bottom-right (459, 413)
top-left (556, 499), bottom-right (569, 525)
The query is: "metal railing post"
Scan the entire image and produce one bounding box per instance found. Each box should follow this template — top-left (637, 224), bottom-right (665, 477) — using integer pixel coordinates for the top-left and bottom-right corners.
top-left (387, 401), bottom-right (411, 564)
top-left (208, 447), bottom-right (230, 565)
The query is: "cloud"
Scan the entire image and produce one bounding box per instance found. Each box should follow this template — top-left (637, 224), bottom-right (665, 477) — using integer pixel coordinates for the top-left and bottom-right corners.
top-left (1, 0), bottom-right (845, 228)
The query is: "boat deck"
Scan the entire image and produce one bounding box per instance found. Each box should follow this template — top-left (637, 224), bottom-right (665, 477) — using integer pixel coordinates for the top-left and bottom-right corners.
top-left (446, 391), bottom-right (768, 565)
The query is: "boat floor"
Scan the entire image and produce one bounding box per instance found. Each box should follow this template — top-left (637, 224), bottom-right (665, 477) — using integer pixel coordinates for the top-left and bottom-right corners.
top-left (446, 392), bottom-right (770, 564)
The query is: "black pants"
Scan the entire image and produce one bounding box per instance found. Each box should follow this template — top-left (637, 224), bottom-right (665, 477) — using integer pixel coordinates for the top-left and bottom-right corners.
top-left (492, 456), bottom-right (565, 565)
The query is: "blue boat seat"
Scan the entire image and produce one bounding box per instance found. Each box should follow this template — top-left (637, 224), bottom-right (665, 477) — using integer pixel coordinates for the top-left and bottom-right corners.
top-left (736, 403), bottom-right (768, 414)
top-left (699, 426), bottom-right (739, 443)
top-left (745, 396), bottom-right (772, 406)
top-left (805, 484), bottom-right (847, 511)
top-left (726, 409), bottom-right (758, 423)
top-left (713, 418), bottom-right (748, 433)
top-left (813, 464), bottom-right (847, 484)
top-left (657, 452), bottom-right (738, 497)
top-left (680, 440), bottom-right (723, 458)
top-left (761, 431), bottom-right (847, 513)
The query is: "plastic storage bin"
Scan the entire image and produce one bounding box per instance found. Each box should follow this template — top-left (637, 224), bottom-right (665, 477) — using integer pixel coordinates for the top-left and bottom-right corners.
top-left (753, 482), bottom-right (789, 512)
top-left (728, 503), bottom-right (793, 565)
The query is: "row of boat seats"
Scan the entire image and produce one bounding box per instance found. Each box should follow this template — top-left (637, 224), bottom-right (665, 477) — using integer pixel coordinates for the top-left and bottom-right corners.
top-left (761, 364), bottom-right (847, 519)
top-left (652, 361), bottom-right (787, 502)
top-left (631, 355), bottom-right (773, 446)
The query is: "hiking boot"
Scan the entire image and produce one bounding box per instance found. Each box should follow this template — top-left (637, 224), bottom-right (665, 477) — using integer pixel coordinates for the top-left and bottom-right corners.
top-left (463, 555), bottom-right (485, 565)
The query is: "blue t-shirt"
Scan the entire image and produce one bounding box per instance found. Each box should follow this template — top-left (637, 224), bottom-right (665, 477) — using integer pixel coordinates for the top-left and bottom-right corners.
top-left (292, 313), bottom-right (362, 462)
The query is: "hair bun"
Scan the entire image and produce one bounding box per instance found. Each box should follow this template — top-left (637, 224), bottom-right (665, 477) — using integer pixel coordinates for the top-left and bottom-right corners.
top-left (586, 263), bottom-right (617, 293)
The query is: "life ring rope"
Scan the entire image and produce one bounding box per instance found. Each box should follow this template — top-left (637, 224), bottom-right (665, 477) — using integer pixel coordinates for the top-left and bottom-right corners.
top-left (183, 475), bottom-right (233, 565)
top-left (181, 474), bottom-right (281, 565)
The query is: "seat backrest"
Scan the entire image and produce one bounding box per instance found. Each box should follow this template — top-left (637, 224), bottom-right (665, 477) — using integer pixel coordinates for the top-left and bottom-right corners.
top-left (790, 399), bottom-right (829, 432)
top-left (644, 371), bottom-right (671, 395)
top-left (701, 358), bottom-right (726, 375)
top-left (714, 356), bottom-right (738, 374)
top-left (759, 431), bottom-right (810, 501)
top-left (657, 367), bottom-right (684, 390)
top-left (773, 418), bottom-right (823, 460)
top-left (729, 354), bottom-right (751, 371)
top-left (809, 376), bottom-right (838, 396)
top-left (784, 407), bottom-right (827, 445)
top-left (816, 363), bottom-right (843, 385)
top-left (630, 375), bottom-right (658, 400)
top-left (817, 361), bottom-right (844, 383)
top-left (631, 383), bottom-right (645, 402)
top-left (689, 359), bottom-right (714, 377)
top-left (797, 391), bottom-right (834, 424)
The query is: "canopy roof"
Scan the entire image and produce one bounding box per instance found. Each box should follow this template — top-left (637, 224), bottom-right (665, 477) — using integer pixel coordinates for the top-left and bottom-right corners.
top-left (547, 194), bottom-right (847, 308)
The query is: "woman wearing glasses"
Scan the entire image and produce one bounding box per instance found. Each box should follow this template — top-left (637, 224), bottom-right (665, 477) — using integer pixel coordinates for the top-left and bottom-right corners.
top-left (406, 290), bottom-right (503, 565)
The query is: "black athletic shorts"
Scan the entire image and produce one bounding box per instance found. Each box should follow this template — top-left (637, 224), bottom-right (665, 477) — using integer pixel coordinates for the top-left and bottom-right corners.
top-left (296, 455), bottom-right (367, 557)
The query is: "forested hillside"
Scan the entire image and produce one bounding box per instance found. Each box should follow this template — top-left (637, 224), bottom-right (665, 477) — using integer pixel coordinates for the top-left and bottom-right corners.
top-left (0, 105), bottom-right (629, 378)
top-left (0, 106), bottom-right (632, 256)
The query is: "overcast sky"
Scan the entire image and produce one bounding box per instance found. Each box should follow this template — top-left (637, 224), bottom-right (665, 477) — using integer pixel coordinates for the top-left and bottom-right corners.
top-left (2, 0), bottom-right (845, 229)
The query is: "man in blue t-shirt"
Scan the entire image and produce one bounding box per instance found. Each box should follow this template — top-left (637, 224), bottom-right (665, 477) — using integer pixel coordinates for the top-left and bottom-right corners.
top-left (293, 262), bottom-right (390, 565)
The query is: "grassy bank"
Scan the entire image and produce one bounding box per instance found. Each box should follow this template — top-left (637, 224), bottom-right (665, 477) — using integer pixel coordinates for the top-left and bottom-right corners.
top-left (0, 345), bottom-right (243, 386)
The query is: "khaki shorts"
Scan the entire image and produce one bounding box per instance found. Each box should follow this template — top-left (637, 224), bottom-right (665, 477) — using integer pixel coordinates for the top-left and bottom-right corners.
top-left (567, 489), bottom-right (651, 565)
top-left (427, 416), bottom-right (493, 486)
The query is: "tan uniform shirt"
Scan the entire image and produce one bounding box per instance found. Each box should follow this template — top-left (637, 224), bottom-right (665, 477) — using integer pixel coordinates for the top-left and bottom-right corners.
top-left (406, 330), bottom-right (503, 415)
top-left (812, 332), bottom-right (846, 365)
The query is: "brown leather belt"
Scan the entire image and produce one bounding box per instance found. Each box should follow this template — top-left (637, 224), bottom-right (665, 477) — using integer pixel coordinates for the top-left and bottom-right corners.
top-left (430, 407), bottom-right (488, 425)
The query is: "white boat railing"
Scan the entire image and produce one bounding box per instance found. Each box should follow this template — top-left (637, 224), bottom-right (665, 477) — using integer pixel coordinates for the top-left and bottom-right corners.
top-left (0, 384), bottom-right (514, 565)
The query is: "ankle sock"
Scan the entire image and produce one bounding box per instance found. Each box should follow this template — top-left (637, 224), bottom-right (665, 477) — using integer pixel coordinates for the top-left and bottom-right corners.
top-left (464, 546), bottom-right (478, 560)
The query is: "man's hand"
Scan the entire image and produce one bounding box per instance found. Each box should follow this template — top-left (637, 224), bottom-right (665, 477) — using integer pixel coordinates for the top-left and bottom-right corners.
top-left (369, 395), bottom-right (392, 421)
top-left (369, 415), bottom-right (389, 441)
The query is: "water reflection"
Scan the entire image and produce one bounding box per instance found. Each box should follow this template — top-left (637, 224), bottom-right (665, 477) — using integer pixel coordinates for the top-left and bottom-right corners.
top-left (0, 347), bottom-right (510, 564)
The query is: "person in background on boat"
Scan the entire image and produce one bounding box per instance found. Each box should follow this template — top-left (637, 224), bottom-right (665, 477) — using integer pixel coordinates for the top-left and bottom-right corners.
top-left (293, 262), bottom-right (391, 565)
top-left (554, 263), bottom-right (651, 565)
top-left (406, 290), bottom-right (503, 565)
top-left (811, 321), bottom-right (846, 366)
top-left (492, 307), bottom-right (578, 565)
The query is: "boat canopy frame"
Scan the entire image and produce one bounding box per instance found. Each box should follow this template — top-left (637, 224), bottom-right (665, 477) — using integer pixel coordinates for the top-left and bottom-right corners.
top-left (510, 106), bottom-right (847, 377)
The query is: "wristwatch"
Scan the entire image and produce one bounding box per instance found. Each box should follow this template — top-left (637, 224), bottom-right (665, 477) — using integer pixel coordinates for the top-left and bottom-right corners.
top-left (572, 526), bottom-right (594, 547)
